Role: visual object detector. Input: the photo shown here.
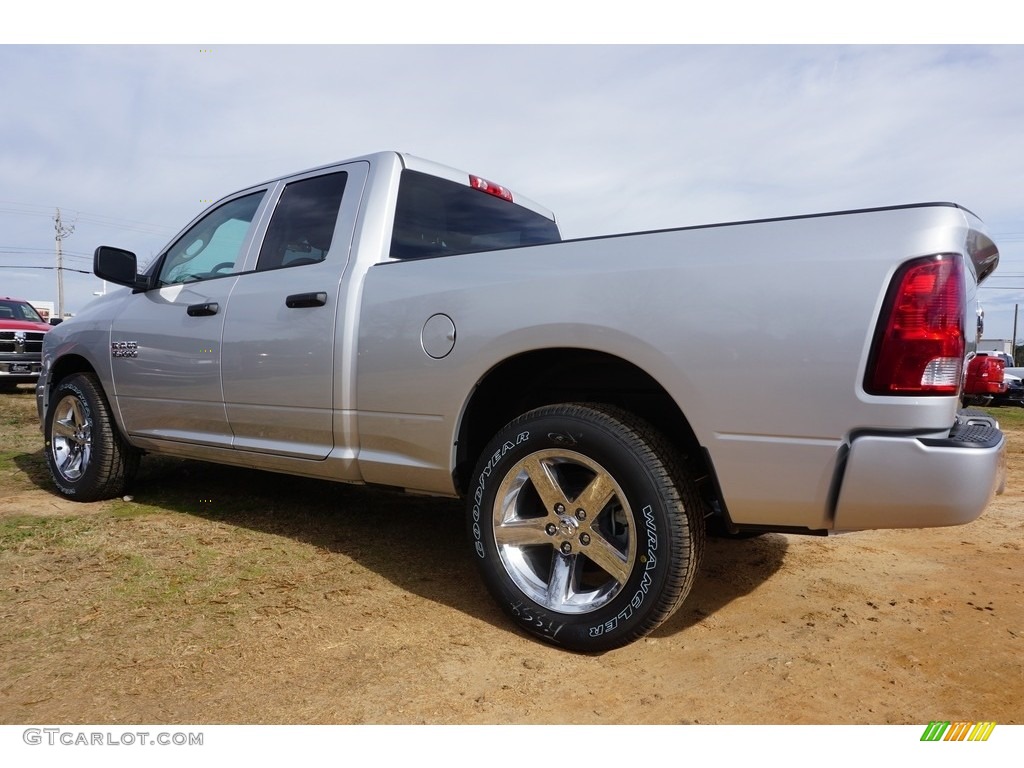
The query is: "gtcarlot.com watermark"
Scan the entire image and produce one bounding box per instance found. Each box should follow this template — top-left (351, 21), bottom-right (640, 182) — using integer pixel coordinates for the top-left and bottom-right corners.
top-left (23, 728), bottom-right (203, 747)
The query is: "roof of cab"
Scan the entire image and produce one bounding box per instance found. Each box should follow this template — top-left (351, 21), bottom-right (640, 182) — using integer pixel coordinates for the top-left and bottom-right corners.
top-left (251, 151), bottom-right (556, 222)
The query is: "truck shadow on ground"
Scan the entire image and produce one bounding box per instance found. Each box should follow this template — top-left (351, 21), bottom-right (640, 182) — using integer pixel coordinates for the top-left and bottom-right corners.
top-left (18, 450), bottom-right (788, 647)
top-left (653, 534), bottom-right (790, 638)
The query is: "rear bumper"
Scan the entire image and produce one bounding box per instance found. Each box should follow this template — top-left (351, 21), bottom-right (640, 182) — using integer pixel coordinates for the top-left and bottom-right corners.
top-left (832, 410), bottom-right (1006, 530)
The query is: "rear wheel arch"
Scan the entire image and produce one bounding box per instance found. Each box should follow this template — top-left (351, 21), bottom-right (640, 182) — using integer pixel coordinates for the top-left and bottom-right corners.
top-left (454, 349), bottom-right (709, 494)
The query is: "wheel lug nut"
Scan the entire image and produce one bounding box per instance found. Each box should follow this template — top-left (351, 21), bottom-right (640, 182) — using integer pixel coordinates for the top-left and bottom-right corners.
top-left (560, 542), bottom-right (572, 554)
top-left (545, 523), bottom-right (557, 536)
top-left (579, 533), bottom-right (591, 546)
top-left (575, 508), bottom-right (586, 521)
top-left (554, 503), bottom-right (566, 514)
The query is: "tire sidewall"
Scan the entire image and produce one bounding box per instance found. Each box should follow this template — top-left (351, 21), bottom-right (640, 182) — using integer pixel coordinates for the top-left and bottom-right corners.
top-left (469, 407), bottom-right (682, 650)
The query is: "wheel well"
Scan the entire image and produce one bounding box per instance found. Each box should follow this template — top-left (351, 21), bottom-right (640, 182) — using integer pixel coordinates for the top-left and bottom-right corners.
top-left (454, 349), bottom-right (708, 495)
top-left (47, 354), bottom-right (96, 394)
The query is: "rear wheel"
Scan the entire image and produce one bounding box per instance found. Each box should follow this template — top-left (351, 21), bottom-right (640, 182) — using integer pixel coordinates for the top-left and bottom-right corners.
top-left (44, 372), bottom-right (138, 501)
top-left (467, 403), bottom-right (705, 651)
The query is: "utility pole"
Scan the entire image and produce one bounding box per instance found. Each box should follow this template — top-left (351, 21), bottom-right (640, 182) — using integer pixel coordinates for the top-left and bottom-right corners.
top-left (54, 208), bottom-right (75, 319)
top-left (1014, 303), bottom-right (1020, 365)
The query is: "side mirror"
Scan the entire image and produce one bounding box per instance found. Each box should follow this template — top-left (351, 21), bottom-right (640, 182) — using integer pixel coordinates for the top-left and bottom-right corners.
top-left (49, 317), bottom-right (63, 326)
top-left (94, 246), bottom-right (147, 290)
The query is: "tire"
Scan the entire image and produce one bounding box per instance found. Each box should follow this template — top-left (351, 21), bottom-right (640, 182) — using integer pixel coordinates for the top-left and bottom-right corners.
top-left (44, 372), bottom-right (139, 502)
top-left (467, 403), bottom-right (705, 652)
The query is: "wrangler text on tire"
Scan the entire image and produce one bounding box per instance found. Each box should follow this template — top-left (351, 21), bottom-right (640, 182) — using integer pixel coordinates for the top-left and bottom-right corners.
top-left (467, 403), bottom-right (705, 651)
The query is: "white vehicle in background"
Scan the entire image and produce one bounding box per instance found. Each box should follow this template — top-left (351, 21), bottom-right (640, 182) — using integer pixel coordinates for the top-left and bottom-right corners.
top-left (999, 373), bottom-right (1024, 407)
top-left (36, 151), bottom-right (1007, 651)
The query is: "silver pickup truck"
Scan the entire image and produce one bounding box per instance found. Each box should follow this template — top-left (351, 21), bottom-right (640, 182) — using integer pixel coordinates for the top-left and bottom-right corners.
top-left (36, 151), bottom-right (1006, 651)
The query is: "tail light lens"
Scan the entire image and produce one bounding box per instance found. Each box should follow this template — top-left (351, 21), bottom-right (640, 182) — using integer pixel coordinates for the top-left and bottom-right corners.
top-left (865, 255), bottom-right (965, 396)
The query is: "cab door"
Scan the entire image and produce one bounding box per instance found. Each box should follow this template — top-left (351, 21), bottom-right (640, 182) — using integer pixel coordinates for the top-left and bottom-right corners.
top-left (220, 162), bottom-right (368, 460)
top-left (109, 190), bottom-right (269, 447)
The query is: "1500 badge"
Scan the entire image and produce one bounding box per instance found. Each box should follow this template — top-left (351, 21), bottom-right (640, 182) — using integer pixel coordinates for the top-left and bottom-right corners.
top-left (111, 341), bottom-right (138, 358)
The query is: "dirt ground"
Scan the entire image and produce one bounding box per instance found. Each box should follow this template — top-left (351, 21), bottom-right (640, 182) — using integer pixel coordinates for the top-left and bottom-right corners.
top-left (0, 388), bottom-right (1021, 725)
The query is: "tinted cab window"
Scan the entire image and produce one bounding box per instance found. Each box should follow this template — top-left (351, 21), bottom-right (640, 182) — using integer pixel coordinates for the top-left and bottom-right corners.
top-left (257, 172), bottom-right (348, 271)
top-left (390, 170), bottom-right (560, 260)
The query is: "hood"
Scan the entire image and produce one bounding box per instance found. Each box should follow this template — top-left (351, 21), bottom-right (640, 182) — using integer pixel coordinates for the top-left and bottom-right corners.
top-left (0, 319), bottom-right (52, 333)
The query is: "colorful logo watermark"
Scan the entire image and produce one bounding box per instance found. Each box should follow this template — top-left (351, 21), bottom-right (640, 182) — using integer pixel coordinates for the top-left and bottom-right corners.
top-left (921, 721), bottom-right (996, 741)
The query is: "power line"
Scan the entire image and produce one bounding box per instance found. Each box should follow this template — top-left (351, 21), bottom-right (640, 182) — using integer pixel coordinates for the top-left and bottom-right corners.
top-left (72, 214), bottom-right (176, 237)
top-left (0, 247), bottom-right (93, 259)
top-left (0, 201), bottom-right (176, 237)
top-left (0, 265), bottom-right (91, 274)
top-left (0, 248), bottom-right (91, 261)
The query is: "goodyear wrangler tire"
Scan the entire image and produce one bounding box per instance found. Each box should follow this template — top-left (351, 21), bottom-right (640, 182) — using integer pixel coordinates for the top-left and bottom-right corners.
top-left (44, 372), bottom-right (139, 502)
top-left (468, 403), bottom-right (705, 651)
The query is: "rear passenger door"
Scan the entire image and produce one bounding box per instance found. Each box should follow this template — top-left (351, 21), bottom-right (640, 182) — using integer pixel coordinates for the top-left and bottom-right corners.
top-left (220, 162), bottom-right (368, 460)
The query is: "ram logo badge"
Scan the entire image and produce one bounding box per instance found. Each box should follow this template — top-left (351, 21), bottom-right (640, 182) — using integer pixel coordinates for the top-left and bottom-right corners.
top-left (110, 341), bottom-right (138, 359)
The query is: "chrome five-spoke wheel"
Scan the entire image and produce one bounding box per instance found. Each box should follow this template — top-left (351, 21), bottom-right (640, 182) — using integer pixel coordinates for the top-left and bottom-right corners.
top-left (494, 449), bottom-right (636, 614)
top-left (50, 392), bottom-right (93, 482)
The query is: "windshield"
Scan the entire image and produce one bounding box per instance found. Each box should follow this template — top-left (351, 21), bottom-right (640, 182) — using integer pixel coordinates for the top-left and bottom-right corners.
top-left (0, 299), bottom-right (45, 323)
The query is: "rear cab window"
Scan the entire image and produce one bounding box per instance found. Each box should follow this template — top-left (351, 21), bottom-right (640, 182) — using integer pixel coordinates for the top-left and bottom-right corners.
top-left (390, 170), bottom-right (560, 260)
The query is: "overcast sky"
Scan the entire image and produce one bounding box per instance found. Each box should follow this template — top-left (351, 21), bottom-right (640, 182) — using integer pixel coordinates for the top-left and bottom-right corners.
top-left (2, 41), bottom-right (1023, 337)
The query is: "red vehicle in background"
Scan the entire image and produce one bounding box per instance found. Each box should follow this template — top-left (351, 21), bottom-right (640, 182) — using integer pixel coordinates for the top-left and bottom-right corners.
top-left (963, 351), bottom-right (1006, 406)
top-left (0, 297), bottom-right (52, 391)
top-left (966, 350), bottom-right (1024, 407)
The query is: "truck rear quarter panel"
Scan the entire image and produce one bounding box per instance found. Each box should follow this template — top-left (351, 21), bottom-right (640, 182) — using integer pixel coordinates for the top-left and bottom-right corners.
top-left (355, 204), bottom-right (981, 530)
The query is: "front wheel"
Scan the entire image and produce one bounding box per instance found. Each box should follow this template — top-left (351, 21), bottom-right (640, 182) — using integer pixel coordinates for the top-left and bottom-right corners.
top-left (44, 372), bottom-right (139, 501)
top-left (467, 404), bottom-right (705, 651)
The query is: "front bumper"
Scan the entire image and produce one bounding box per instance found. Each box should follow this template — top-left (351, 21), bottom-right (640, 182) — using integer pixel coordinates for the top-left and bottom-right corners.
top-left (0, 360), bottom-right (42, 380)
top-left (832, 410), bottom-right (1006, 531)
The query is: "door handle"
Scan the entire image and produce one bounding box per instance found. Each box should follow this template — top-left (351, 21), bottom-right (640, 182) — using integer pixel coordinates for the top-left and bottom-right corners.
top-left (285, 292), bottom-right (328, 308)
top-left (186, 302), bottom-right (219, 317)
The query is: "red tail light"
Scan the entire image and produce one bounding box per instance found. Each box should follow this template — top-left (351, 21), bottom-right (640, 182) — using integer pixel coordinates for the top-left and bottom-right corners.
top-left (865, 255), bottom-right (965, 396)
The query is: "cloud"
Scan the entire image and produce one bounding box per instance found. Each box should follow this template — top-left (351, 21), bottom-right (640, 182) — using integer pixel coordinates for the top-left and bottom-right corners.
top-left (1, 44), bottom-right (1022, 330)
